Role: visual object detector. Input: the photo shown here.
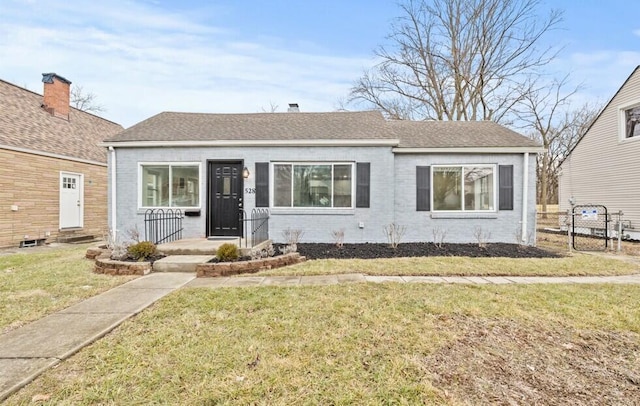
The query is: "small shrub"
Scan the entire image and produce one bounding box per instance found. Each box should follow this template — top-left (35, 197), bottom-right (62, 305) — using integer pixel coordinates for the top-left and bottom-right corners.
top-left (432, 227), bottom-right (447, 248)
top-left (127, 241), bottom-right (157, 261)
top-left (384, 223), bottom-right (406, 249)
top-left (217, 243), bottom-right (239, 262)
top-left (103, 228), bottom-right (128, 260)
top-left (282, 228), bottom-right (304, 245)
top-left (331, 229), bottom-right (345, 248)
top-left (473, 226), bottom-right (491, 248)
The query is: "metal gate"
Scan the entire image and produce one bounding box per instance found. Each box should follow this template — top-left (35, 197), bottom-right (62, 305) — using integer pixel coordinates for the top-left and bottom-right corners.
top-left (572, 205), bottom-right (608, 251)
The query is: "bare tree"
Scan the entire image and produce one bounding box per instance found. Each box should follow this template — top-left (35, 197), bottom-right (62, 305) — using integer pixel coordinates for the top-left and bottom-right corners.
top-left (515, 77), bottom-right (601, 212)
top-left (349, 0), bottom-right (562, 123)
top-left (70, 85), bottom-right (105, 113)
top-left (260, 101), bottom-right (279, 113)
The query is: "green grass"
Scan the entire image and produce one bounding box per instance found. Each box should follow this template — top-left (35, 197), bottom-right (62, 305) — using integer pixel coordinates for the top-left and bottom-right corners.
top-left (6, 283), bottom-right (640, 405)
top-left (0, 245), bottom-right (136, 333)
top-left (256, 253), bottom-right (639, 277)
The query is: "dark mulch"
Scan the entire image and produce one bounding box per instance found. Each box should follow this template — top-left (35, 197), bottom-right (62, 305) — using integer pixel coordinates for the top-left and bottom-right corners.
top-left (295, 243), bottom-right (560, 260)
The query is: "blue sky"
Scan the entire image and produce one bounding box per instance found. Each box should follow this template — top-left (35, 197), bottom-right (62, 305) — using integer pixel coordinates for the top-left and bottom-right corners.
top-left (0, 0), bottom-right (638, 128)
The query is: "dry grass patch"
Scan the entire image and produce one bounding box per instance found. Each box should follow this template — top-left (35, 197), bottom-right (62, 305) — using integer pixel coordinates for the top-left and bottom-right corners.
top-left (6, 283), bottom-right (640, 405)
top-left (0, 244), bottom-right (136, 333)
top-left (256, 254), bottom-right (638, 277)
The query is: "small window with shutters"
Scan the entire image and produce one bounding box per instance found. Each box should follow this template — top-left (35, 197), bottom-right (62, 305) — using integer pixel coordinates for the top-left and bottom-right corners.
top-left (431, 164), bottom-right (496, 212)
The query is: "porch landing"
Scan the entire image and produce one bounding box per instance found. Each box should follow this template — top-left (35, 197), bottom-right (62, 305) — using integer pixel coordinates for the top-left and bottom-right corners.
top-left (158, 238), bottom-right (269, 256)
top-left (155, 238), bottom-right (273, 273)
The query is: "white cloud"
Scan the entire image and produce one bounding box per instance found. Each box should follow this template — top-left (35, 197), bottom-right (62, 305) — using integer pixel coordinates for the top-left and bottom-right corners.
top-left (0, 0), bottom-right (369, 127)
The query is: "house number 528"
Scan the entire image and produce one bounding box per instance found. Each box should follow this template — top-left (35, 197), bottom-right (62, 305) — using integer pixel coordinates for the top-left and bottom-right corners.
top-left (244, 187), bottom-right (256, 194)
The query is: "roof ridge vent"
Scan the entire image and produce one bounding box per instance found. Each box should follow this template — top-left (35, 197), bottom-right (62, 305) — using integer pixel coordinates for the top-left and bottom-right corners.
top-left (287, 103), bottom-right (300, 112)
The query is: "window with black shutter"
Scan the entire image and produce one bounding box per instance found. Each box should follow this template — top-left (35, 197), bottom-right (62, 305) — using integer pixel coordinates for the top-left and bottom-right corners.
top-left (255, 162), bottom-right (269, 207)
top-left (356, 162), bottom-right (370, 208)
top-left (499, 165), bottom-right (514, 210)
top-left (416, 166), bottom-right (430, 211)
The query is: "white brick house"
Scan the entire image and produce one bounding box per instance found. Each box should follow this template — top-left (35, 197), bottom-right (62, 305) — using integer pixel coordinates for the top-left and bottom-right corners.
top-left (103, 111), bottom-right (541, 244)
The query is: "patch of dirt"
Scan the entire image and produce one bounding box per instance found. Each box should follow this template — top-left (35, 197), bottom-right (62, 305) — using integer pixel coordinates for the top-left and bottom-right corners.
top-left (295, 243), bottom-right (559, 260)
top-left (424, 316), bottom-right (640, 405)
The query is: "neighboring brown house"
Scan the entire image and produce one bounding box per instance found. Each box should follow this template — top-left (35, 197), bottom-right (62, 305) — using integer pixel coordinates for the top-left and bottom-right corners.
top-left (0, 73), bottom-right (123, 247)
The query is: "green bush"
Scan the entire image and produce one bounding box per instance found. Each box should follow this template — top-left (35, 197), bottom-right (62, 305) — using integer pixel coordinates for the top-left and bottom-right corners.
top-left (217, 243), bottom-right (239, 262)
top-left (127, 241), bottom-right (157, 261)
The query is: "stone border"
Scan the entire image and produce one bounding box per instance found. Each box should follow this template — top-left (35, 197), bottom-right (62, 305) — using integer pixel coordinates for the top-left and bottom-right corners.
top-left (85, 245), bottom-right (109, 260)
top-left (94, 258), bottom-right (152, 276)
top-left (196, 253), bottom-right (305, 277)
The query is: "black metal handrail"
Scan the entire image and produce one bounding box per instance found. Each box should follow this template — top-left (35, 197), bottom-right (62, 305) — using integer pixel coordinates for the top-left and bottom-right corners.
top-left (240, 208), bottom-right (269, 248)
top-left (144, 209), bottom-right (183, 244)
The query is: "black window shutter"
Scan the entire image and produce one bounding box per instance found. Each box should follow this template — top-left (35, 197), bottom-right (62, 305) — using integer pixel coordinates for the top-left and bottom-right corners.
top-left (255, 162), bottom-right (269, 207)
top-left (416, 166), bottom-right (431, 211)
top-left (356, 162), bottom-right (370, 208)
top-left (499, 165), bottom-right (514, 210)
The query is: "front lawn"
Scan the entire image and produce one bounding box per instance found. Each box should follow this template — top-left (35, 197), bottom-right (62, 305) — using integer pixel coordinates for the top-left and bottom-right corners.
top-left (256, 253), bottom-right (639, 277)
top-left (6, 284), bottom-right (640, 404)
top-left (0, 244), bottom-right (136, 333)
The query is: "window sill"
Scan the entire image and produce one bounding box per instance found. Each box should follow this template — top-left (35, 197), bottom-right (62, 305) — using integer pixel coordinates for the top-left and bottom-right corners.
top-left (430, 211), bottom-right (498, 219)
top-left (619, 135), bottom-right (640, 143)
top-left (270, 208), bottom-right (355, 215)
top-left (137, 207), bottom-right (201, 215)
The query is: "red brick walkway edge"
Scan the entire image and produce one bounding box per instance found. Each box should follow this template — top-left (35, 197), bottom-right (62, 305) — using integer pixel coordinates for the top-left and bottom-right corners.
top-left (196, 253), bottom-right (305, 277)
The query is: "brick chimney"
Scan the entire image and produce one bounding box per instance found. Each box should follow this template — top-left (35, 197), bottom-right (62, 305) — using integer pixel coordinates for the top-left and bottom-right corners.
top-left (42, 73), bottom-right (72, 119)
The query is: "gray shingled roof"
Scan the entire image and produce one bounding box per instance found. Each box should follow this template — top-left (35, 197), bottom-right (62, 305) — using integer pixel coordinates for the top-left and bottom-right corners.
top-left (0, 79), bottom-right (122, 163)
top-left (106, 111), bottom-right (390, 142)
top-left (105, 110), bottom-right (539, 149)
top-left (387, 120), bottom-right (541, 148)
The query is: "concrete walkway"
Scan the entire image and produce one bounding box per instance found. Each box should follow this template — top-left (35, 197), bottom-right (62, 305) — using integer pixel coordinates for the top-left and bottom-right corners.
top-left (0, 273), bottom-right (195, 402)
top-left (185, 273), bottom-right (640, 288)
top-left (2, 271), bottom-right (640, 402)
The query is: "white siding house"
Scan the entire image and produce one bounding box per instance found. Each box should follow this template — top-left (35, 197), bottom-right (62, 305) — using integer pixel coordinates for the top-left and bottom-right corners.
top-left (558, 66), bottom-right (640, 239)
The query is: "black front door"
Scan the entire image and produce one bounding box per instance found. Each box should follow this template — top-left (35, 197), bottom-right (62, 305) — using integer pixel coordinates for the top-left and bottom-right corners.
top-left (207, 161), bottom-right (243, 236)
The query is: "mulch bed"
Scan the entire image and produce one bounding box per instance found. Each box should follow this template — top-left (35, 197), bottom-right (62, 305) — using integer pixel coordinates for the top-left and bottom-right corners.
top-left (295, 242), bottom-right (560, 260)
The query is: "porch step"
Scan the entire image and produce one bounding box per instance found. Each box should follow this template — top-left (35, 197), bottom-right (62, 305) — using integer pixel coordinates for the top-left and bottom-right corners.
top-left (57, 234), bottom-right (97, 244)
top-left (153, 255), bottom-right (216, 273)
top-left (157, 238), bottom-right (272, 257)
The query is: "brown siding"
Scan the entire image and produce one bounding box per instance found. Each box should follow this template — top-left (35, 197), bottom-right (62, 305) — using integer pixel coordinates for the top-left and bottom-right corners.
top-left (0, 148), bottom-right (107, 247)
top-left (559, 68), bottom-right (640, 226)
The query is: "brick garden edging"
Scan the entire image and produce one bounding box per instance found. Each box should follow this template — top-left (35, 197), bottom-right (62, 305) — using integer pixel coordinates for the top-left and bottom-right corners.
top-left (86, 246), bottom-right (109, 260)
top-left (196, 253), bottom-right (305, 277)
top-left (94, 258), bottom-right (152, 276)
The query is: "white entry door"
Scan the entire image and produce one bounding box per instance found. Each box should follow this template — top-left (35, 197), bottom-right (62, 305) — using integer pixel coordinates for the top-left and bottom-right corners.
top-left (60, 172), bottom-right (83, 228)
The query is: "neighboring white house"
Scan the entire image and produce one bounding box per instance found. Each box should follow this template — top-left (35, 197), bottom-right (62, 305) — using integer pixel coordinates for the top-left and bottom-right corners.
top-left (558, 65), bottom-right (640, 239)
top-left (103, 109), bottom-right (541, 245)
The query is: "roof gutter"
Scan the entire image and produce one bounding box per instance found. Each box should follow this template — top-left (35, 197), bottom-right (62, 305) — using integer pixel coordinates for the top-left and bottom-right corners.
top-left (0, 144), bottom-right (107, 166)
top-left (101, 139), bottom-right (401, 148)
top-left (392, 146), bottom-right (544, 154)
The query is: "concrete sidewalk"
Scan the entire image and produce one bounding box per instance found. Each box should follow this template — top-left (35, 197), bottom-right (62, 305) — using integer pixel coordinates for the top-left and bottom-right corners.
top-left (0, 273), bottom-right (195, 402)
top-left (184, 273), bottom-right (640, 288)
top-left (2, 271), bottom-right (640, 402)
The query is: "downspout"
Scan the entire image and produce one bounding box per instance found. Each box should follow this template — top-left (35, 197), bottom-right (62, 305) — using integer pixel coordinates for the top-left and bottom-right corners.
top-left (521, 152), bottom-right (529, 243)
top-left (109, 146), bottom-right (117, 240)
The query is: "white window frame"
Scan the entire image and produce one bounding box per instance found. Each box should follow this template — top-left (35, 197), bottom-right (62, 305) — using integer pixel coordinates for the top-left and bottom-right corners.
top-left (619, 100), bottom-right (640, 142)
top-left (431, 164), bottom-right (497, 213)
top-left (270, 162), bottom-right (355, 210)
top-left (138, 162), bottom-right (202, 209)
